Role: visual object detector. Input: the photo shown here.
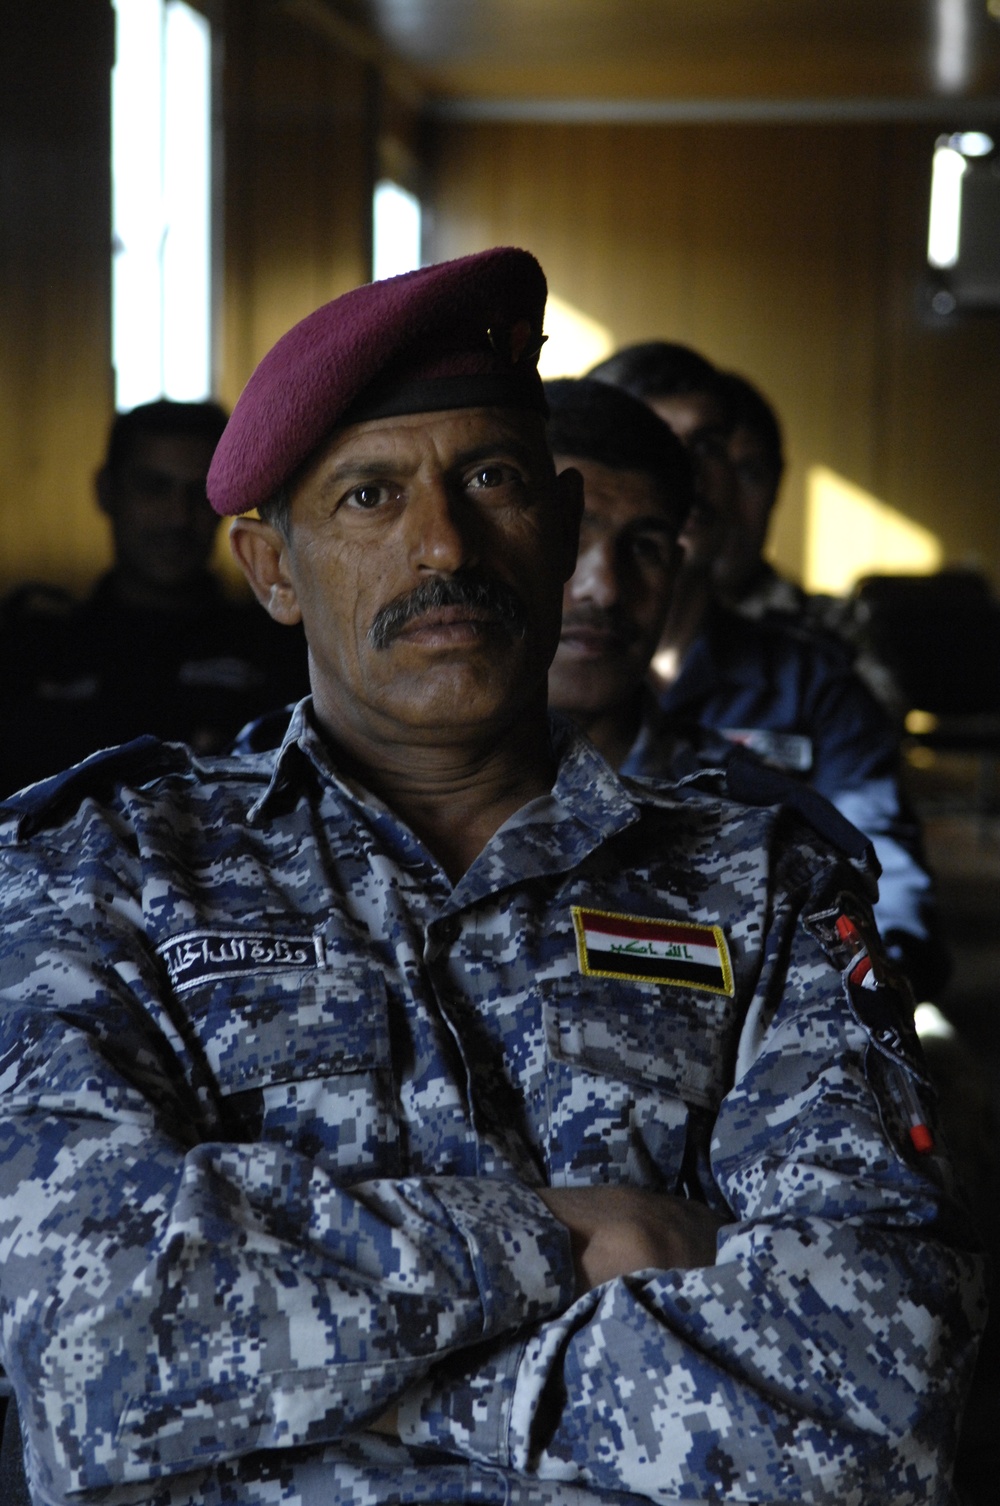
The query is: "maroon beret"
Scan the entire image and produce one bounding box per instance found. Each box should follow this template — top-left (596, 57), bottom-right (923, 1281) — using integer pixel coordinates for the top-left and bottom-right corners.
top-left (207, 246), bottom-right (549, 516)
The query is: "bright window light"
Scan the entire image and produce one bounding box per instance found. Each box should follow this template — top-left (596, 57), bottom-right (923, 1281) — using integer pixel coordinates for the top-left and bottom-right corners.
top-left (928, 144), bottom-right (967, 269)
top-left (372, 181), bottom-right (422, 282)
top-left (112, 0), bottom-right (212, 408)
top-left (804, 467), bottom-right (942, 595)
top-left (162, 3), bottom-right (212, 399)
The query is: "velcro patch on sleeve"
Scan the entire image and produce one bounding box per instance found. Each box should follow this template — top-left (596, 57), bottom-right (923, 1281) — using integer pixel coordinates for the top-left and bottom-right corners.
top-left (571, 907), bottom-right (734, 995)
top-left (161, 930), bottom-right (324, 991)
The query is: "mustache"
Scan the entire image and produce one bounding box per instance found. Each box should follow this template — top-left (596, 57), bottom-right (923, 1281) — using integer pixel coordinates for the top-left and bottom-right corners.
top-left (368, 572), bottom-right (528, 651)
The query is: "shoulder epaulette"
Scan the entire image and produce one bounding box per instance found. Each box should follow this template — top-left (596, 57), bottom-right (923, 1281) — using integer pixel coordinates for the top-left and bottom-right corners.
top-left (0, 580), bottom-right (76, 625)
top-left (723, 746), bottom-right (872, 862)
top-left (0, 735), bottom-right (187, 841)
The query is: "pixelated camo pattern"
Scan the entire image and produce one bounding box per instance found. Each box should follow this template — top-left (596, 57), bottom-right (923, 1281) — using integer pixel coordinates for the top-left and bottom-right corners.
top-left (0, 706), bottom-right (985, 1505)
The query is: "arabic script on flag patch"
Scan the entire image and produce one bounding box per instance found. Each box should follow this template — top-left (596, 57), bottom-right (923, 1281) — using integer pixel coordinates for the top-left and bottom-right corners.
top-left (572, 906), bottom-right (734, 995)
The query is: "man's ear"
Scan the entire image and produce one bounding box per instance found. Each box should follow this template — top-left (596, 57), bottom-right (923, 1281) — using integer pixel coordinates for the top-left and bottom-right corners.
top-left (229, 518), bottom-right (303, 625)
top-left (554, 465), bottom-right (584, 583)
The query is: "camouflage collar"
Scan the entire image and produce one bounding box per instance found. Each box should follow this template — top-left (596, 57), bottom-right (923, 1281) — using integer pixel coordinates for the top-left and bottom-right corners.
top-left (248, 700), bottom-right (642, 895)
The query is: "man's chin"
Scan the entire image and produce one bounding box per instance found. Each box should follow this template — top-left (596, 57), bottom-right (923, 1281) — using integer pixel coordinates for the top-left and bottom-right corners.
top-left (372, 647), bottom-right (541, 719)
top-left (549, 667), bottom-right (618, 716)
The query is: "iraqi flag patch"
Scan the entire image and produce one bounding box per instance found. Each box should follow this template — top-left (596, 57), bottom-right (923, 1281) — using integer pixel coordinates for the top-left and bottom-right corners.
top-left (572, 906), bottom-right (734, 995)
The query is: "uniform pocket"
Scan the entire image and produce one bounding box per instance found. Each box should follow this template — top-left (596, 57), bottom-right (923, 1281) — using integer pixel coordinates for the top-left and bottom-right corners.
top-left (182, 959), bottom-right (397, 1176)
top-left (538, 975), bottom-right (735, 1189)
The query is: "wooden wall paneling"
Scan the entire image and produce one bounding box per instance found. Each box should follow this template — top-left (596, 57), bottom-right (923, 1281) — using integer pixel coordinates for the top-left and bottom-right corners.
top-left (219, 0), bottom-right (373, 412)
top-left (0, 1), bottom-right (115, 595)
top-left (378, 75), bottom-right (424, 194)
top-left (425, 117), bottom-right (1000, 585)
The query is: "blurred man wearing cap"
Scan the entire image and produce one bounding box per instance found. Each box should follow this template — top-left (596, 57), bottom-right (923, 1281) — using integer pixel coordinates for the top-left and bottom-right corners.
top-left (544, 376), bottom-right (692, 768)
top-left (589, 345), bottom-right (949, 999)
top-left (0, 251), bottom-right (983, 1506)
top-left (713, 372), bottom-right (796, 616)
top-left (545, 377), bottom-right (948, 1001)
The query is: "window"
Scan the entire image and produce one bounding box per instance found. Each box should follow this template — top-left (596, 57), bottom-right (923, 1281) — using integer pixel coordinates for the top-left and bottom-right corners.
top-left (111, 0), bottom-right (213, 407)
top-left (372, 180), bottom-right (422, 282)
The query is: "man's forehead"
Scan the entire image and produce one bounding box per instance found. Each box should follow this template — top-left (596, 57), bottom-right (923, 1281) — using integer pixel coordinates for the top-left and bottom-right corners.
top-left (122, 431), bottom-right (217, 478)
top-left (312, 405), bottom-right (550, 469)
top-left (650, 391), bottom-right (727, 440)
top-left (555, 453), bottom-right (680, 527)
top-left (729, 423), bottom-right (772, 458)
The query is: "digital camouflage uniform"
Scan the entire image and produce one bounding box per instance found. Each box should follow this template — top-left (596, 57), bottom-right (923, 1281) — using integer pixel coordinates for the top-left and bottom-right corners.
top-left (0, 705), bottom-right (985, 1506)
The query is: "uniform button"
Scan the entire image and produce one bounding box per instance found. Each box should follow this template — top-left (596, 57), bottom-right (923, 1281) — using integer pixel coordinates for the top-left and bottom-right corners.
top-left (439, 916), bottom-right (460, 945)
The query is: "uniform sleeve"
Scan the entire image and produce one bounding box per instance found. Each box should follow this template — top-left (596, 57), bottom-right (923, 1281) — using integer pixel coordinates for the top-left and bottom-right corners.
top-left (830, 777), bottom-right (949, 998)
top-left (395, 863), bottom-right (986, 1504)
top-left (800, 656), bottom-right (949, 996)
top-left (799, 651), bottom-right (901, 797)
top-left (0, 850), bottom-right (574, 1501)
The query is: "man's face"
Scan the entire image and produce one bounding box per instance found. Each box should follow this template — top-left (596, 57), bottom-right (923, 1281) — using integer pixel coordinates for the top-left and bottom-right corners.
top-left (713, 422), bottom-right (780, 593)
top-left (646, 392), bottom-right (736, 570)
top-left (548, 455), bottom-right (682, 722)
top-left (100, 432), bottom-right (220, 591)
top-left (239, 407), bottom-right (580, 750)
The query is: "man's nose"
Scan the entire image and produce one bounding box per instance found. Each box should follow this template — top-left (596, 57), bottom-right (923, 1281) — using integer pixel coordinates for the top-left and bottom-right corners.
top-left (406, 478), bottom-right (479, 575)
top-left (160, 480), bottom-right (210, 525)
top-left (570, 538), bottom-right (619, 608)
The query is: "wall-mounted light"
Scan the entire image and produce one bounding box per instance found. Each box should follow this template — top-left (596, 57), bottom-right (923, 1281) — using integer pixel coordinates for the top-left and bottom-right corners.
top-left (928, 142), bottom-right (968, 268)
top-left (927, 132), bottom-right (996, 270)
top-left (926, 127), bottom-right (1000, 311)
top-left (950, 131), bottom-right (995, 156)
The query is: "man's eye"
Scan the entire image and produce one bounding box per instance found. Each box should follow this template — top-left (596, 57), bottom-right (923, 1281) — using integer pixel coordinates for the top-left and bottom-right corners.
top-left (344, 483), bottom-right (390, 510)
top-left (467, 464), bottom-right (520, 491)
top-left (131, 470), bottom-right (172, 500)
top-left (631, 534), bottom-right (673, 567)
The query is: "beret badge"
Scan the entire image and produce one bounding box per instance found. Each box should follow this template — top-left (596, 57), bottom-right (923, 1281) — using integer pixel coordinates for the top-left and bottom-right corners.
top-left (488, 318), bottom-right (547, 368)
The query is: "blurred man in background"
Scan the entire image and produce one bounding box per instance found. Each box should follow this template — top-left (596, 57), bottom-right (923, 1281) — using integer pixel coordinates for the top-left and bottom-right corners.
top-left (712, 370), bottom-right (800, 615)
top-left (581, 357), bottom-right (948, 997)
top-left (0, 399), bottom-right (309, 794)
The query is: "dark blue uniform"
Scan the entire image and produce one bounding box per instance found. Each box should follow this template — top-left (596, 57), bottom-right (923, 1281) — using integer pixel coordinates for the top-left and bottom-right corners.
top-left (647, 605), bottom-right (947, 997)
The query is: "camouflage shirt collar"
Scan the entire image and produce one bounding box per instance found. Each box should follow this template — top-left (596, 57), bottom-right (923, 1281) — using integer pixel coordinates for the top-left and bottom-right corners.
top-left (248, 699), bottom-right (641, 889)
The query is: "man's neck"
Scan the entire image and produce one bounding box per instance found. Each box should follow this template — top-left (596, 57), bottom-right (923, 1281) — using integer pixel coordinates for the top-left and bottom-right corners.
top-left (652, 568), bottom-right (711, 686)
top-left (318, 698), bottom-right (558, 883)
top-left (566, 692), bottom-right (643, 771)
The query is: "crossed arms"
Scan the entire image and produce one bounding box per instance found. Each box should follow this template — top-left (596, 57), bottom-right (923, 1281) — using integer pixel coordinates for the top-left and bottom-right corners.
top-left (0, 844), bottom-right (984, 1505)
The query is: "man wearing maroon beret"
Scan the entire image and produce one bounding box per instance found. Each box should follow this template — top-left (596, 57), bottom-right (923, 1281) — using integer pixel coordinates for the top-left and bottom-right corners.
top-left (0, 249), bottom-right (984, 1506)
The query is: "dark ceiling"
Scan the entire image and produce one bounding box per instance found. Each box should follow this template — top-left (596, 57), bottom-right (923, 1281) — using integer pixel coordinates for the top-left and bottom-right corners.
top-left (288, 0), bottom-right (1000, 120)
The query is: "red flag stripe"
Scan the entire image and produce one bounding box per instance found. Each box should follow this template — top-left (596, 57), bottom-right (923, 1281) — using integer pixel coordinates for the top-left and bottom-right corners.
top-left (578, 912), bottom-right (717, 947)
